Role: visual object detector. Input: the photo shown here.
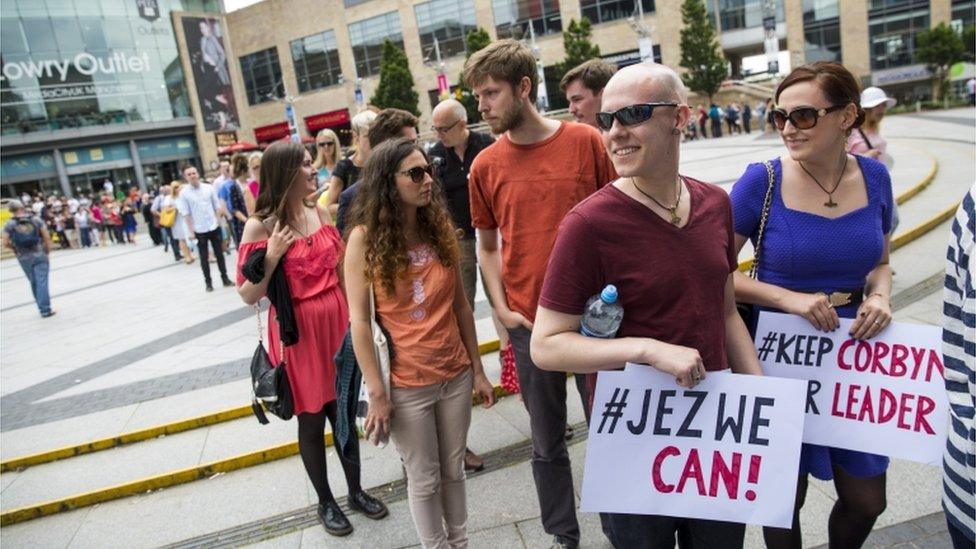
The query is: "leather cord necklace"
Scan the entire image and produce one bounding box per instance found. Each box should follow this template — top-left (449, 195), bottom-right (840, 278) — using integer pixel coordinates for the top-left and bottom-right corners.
top-left (798, 155), bottom-right (847, 208)
top-left (631, 176), bottom-right (684, 225)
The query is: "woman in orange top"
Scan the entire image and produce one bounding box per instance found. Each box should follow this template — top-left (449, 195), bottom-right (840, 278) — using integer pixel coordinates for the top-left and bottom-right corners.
top-left (344, 138), bottom-right (495, 548)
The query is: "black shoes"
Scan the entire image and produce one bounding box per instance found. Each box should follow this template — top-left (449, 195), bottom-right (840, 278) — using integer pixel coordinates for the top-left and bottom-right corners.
top-left (551, 535), bottom-right (579, 549)
top-left (205, 283), bottom-right (214, 292)
top-left (221, 276), bottom-right (234, 287)
top-left (317, 500), bottom-right (353, 537)
top-left (348, 490), bottom-right (389, 519)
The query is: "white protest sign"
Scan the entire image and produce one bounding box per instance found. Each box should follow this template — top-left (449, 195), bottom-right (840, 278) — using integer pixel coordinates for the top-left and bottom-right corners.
top-left (754, 312), bottom-right (948, 464)
top-left (580, 365), bottom-right (806, 528)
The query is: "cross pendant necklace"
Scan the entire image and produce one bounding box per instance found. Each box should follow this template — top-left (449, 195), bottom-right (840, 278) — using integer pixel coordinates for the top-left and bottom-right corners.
top-left (632, 177), bottom-right (684, 225)
top-left (799, 155), bottom-right (847, 208)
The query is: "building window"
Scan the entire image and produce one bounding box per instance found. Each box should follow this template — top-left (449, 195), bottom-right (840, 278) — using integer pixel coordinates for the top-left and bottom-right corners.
top-left (803, 0), bottom-right (839, 22)
top-left (952, 0), bottom-right (975, 29)
top-left (291, 30), bottom-right (342, 93)
top-left (715, 0), bottom-right (785, 31)
top-left (804, 21), bottom-right (841, 62)
top-left (344, 0), bottom-right (373, 5)
top-left (868, 0), bottom-right (930, 70)
top-left (493, 0), bottom-right (562, 39)
top-left (239, 48), bottom-right (284, 105)
top-left (581, 0), bottom-right (654, 25)
top-left (415, 0), bottom-right (478, 60)
top-left (348, 12), bottom-right (404, 78)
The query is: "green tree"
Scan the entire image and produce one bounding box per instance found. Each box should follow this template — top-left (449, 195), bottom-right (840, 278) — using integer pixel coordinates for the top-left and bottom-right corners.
top-left (916, 23), bottom-right (966, 103)
top-left (678, 0), bottom-right (728, 103)
top-left (556, 17), bottom-right (602, 79)
top-left (371, 40), bottom-right (420, 115)
top-left (962, 25), bottom-right (975, 62)
top-left (458, 28), bottom-right (491, 123)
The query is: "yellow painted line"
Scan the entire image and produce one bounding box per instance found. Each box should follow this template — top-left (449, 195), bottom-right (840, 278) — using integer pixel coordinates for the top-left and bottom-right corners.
top-left (891, 202), bottom-right (960, 251)
top-left (895, 153), bottom-right (939, 206)
top-left (0, 407), bottom-right (253, 474)
top-left (0, 376), bottom-right (528, 526)
top-left (2, 340), bottom-right (507, 474)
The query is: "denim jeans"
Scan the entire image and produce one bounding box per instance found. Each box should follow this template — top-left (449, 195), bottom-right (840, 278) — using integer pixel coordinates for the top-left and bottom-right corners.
top-left (18, 254), bottom-right (51, 315)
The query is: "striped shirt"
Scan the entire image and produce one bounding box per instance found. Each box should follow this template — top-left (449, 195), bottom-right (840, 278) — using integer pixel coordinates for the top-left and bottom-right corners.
top-left (943, 183), bottom-right (976, 541)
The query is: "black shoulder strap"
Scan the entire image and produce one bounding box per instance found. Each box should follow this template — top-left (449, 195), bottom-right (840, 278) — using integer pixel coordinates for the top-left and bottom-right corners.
top-left (857, 128), bottom-right (874, 150)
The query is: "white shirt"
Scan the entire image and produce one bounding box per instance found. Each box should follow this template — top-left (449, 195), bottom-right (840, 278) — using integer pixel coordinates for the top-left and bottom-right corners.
top-left (176, 183), bottom-right (220, 233)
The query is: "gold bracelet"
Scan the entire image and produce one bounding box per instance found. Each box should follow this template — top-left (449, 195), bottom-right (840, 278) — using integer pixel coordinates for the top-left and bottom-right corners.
top-left (867, 292), bottom-right (889, 302)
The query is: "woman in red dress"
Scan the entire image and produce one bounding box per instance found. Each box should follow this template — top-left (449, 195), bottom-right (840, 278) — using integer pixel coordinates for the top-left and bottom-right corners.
top-left (236, 142), bottom-right (387, 537)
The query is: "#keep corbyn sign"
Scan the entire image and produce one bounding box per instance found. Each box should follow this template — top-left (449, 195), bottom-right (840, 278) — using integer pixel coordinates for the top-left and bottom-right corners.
top-left (754, 312), bottom-right (948, 464)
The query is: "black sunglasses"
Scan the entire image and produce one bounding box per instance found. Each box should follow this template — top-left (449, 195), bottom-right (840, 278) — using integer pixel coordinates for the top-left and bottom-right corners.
top-left (316, 141), bottom-right (335, 147)
top-left (595, 102), bottom-right (679, 132)
top-left (767, 104), bottom-right (846, 131)
top-left (398, 164), bottom-right (434, 183)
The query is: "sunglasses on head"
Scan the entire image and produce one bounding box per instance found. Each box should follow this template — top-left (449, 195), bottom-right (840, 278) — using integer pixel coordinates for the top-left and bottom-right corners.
top-left (595, 102), bottom-right (679, 132)
top-left (767, 104), bottom-right (847, 130)
top-left (317, 141), bottom-right (334, 147)
top-left (399, 164), bottom-right (434, 183)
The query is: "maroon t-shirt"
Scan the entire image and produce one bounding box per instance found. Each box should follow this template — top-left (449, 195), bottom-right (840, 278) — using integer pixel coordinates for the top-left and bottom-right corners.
top-left (539, 177), bottom-right (738, 376)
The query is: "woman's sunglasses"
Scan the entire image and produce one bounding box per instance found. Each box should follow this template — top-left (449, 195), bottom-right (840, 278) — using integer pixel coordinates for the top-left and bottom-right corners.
top-left (767, 104), bottom-right (846, 131)
top-left (398, 164), bottom-right (434, 183)
top-left (317, 141), bottom-right (334, 147)
top-left (595, 102), bottom-right (678, 132)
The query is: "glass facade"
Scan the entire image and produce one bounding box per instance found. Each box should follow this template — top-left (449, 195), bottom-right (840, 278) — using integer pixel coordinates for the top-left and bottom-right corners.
top-left (714, 0), bottom-right (785, 31)
top-left (803, 0), bottom-right (841, 63)
top-left (239, 47), bottom-right (284, 105)
top-left (868, 0), bottom-right (930, 70)
top-left (291, 30), bottom-right (342, 93)
top-left (493, 0), bottom-right (562, 40)
top-left (414, 0), bottom-right (478, 60)
top-left (0, 0), bottom-right (218, 136)
top-left (348, 12), bottom-right (404, 78)
top-left (581, 0), bottom-right (654, 25)
top-left (952, 0), bottom-right (975, 28)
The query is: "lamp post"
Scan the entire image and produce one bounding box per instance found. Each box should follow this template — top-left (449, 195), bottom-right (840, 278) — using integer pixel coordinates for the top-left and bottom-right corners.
top-left (761, 0), bottom-right (779, 75)
top-left (628, 1), bottom-right (655, 63)
top-left (527, 24), bottom-right (549, 112)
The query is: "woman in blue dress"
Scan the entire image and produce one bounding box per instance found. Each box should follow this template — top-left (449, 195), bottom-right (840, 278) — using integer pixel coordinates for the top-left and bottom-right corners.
top-left (730, 61), bottom-right (894, 548)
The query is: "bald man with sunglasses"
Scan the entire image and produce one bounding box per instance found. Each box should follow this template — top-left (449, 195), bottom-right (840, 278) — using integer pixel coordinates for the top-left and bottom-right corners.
top-left (531, 62), bottom-right (762, 548)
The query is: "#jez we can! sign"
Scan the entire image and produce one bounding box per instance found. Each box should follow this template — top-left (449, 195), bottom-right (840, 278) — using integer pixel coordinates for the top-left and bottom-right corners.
top-left (755, 312), bottom-right (948, 464)
top-left (580, 365), bottom-right (806, 528)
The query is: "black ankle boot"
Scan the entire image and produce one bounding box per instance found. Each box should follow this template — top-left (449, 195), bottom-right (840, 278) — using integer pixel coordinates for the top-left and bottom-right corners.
top-left (317, 500), bottom-right (353, 536)
top-left (348, 490), bottom-right (389, 519)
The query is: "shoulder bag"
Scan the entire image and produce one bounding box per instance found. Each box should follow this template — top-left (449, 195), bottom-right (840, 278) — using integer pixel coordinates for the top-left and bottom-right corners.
top-left (736, 161), bottom-right (776, 334)
top-left (357, 283), bottom-right (392, 446)
top-left (159, 207), bottom-right (177, 228)
top-left (250, 303), bottom-right (294, 424)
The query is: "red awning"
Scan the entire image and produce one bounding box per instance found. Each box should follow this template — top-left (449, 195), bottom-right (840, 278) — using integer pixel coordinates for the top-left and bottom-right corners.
top-left (305, 109), bottom-right (351, 134)
top-left (218, 141), bottom-right (260, 155)
top-left (253, 122), bottom-right (290, 143)
top-left (273, 135), bottom-right (315, 145)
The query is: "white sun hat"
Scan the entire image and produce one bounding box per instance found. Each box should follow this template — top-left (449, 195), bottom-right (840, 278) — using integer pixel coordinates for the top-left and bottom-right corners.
top-left (861, 87), bottom-right (897, 109)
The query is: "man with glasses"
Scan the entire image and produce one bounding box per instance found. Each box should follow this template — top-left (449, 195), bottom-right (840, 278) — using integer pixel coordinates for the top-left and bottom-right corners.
top-left (428, 98), bottom-right (495, 474)
top-left (463, 39), bottom-right (615, 549)
top-left (530, 62), bottom-right (762, 548)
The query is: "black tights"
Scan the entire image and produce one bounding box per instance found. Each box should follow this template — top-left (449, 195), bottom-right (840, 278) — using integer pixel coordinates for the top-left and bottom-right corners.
top-left (763, 468), bottom-right (886, 549)
top-left (297, 401), bottom-right (362, 506)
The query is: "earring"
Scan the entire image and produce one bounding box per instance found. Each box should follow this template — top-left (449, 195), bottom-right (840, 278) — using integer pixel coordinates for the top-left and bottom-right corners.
top-left (671, 127), bottom-right (681, 135)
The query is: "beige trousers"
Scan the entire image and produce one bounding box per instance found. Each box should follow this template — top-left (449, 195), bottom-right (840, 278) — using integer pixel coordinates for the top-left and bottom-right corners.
top-left (391, 368), bottom-right (473, 549)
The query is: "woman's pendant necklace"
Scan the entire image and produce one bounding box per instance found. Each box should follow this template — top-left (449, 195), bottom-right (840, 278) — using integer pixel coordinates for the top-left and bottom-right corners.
top-left (632, 177), bottom-right (683, 225)
top-left (799, 155), bottom-right (847, 208)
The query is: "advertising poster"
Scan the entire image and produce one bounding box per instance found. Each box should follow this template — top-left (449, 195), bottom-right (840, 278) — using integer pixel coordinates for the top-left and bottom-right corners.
top-left (181, 16), bottom-right (239, 131)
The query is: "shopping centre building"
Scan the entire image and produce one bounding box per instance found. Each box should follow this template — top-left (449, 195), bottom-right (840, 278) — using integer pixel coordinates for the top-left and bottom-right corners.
top-left (1, 0), bottom-right (973, 197)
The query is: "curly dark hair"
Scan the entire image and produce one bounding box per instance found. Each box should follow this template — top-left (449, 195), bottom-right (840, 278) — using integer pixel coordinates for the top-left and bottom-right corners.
top-left (346, 138), bottom-right (459, 298)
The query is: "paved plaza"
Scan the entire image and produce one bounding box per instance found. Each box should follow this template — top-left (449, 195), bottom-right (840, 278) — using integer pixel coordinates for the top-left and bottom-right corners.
top-left (0, 109), bottom-right (973, 548)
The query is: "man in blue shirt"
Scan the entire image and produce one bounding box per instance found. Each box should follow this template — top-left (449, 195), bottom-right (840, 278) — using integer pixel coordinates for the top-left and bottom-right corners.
top-left (177, 164), bottom-right (233, 292)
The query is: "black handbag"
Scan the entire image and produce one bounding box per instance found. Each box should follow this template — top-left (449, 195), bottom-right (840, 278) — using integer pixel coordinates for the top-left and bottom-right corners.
top-left (250, 304), bottom-right (294, 424)
top-left (736, 161), bottom-right (776, 333)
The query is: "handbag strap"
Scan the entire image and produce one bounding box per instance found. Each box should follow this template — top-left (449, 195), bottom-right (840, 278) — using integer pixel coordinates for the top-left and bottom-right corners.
top-left (255, 301), bottom-right (284, 365)
top-left (748, 161), bottom-right (776, 280)
top-left (857, 128), bottom-right (874, 150)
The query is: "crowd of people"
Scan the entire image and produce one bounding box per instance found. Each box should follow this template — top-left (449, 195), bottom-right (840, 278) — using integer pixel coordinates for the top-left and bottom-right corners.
top-left (4, 39), bottom-right (972, 549)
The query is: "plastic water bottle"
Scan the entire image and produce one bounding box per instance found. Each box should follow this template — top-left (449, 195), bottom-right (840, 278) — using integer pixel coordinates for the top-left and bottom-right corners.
top-left (580, 285), bottom-right (624, 338)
